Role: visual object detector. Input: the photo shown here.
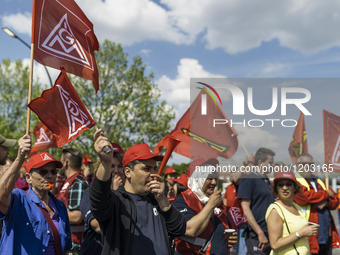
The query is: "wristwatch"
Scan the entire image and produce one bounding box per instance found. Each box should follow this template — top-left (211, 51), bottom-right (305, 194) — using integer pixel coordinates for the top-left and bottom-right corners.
top-left (295, 232), bottom-right (301, 239)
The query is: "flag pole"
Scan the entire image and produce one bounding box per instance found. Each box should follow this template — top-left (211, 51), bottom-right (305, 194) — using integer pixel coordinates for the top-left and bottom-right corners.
top-left (27, 0), bottom-right (37, 135)
top-left (237, 136), bottom-right (249, 156)
top-left (26, 44), bottom-right (34, 135)
top-left (299, 143), bottom-right (302, 155)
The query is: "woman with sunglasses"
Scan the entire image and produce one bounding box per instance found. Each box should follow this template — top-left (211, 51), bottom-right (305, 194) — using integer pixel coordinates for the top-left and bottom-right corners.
top-left (265, 170), bottom-right (319, 255)
top-left (0, 146), bottom-right (72, 255)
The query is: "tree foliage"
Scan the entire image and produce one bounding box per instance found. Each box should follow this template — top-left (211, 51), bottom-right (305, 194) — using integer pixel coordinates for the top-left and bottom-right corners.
top-left (0, 40), bottom-right (175, 161)
top-left (0, 59), bottom-right (42, 156)
top-left (163, 163), bottom-right (190, 177)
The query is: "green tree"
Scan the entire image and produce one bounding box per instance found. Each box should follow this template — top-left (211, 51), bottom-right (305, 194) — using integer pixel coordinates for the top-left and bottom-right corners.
top-left (65, 40), bottom-right (175, 160)
top-left (1, 40), bottom-right (175, 161)
top-left (162, 162), bottom-right (190, 177)
top-left (0, 59), bottom-right (42, 157)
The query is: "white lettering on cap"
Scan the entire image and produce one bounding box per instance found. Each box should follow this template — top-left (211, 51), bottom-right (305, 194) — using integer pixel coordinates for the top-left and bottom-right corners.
top-left (283, 174), bottom-right (292, 178)
top-left (41, 153), bottom-right (53, 161)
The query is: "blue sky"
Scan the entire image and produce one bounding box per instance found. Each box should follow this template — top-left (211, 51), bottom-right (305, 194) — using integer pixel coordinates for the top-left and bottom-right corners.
top-left (2, 0), bottom-right (340, 167)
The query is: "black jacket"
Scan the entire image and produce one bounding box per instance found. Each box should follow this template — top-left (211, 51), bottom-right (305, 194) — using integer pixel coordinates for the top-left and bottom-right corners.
top-left (89, 175), bottom-right (186, 255)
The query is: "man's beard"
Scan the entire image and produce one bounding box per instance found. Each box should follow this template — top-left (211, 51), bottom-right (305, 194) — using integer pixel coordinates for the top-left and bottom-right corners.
top-left (59, 167), bottom-right (66, 176)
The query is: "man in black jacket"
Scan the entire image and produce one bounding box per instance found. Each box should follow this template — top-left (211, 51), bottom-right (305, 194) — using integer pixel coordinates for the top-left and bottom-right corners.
top-left (90, 129), bottom-right (186, 255)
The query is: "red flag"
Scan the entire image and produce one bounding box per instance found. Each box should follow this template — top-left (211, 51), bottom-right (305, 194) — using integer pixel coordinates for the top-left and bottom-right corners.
top-left (288, 111), bottom-right (308, 164)
top-left (228, 198), bottom-right (247, 229)
top-left (32, 0), bottom-right (99, 91)
top-left (323, 109), bottom-right (340, 172)
top-left (154, 89), bottom-right (238, 161)
top-left (28, 68), bottom-right (95, 147)
top-left (28, 122), bottom-right (57, 157)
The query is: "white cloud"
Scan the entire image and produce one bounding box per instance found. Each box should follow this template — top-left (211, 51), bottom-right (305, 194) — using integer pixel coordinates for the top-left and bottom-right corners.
top-left (237, 126), bottom-right (279, 149)
top-left (21, 59), bottom-right (59, 90)
top-left (163, 0), bottom-right (340, 54)
top-left (2, 12), bottom-right (31, 36)
top-left (156, 58), bottom-right (225, 122)
top-left (261, 63), bottom-right (290, 76)
top-left (4, 1), bottom-right (340, 54)
top-left (140, 49), bottom-right (152, 57)
top-left (76, 0), bottom-right (191, 45)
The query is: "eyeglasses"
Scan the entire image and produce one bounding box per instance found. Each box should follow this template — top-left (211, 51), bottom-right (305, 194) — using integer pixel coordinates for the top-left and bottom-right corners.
top-left (33, 169), bottom-right (58, 176)
top-left (277, 182), bottom-right (293, 188)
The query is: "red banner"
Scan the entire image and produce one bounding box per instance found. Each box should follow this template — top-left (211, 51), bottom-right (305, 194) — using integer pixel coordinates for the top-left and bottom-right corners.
top-left (288, 111), bottom-right (308, 164)
top-left (28, 68), bottom-right (95, 147)
top-left (323, 109), bottom-right (340, 172)
top-left (154, 89), bottom-right (238, 161)
top-left (32, 0), bottom-right (99, 91)
top-left (29, 122), bottom-right (57, 157)
top-left (228, 198), bottom-right (247, 229)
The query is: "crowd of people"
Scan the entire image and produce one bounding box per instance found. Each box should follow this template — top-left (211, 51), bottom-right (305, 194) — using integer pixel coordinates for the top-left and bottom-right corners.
top-left (0, 131), bottom-right (339, 255)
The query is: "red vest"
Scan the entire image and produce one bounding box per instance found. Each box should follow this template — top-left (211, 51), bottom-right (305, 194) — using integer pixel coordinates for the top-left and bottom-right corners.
top-left (56, 172), bottom-right (87, 244)
top-left (175, 189), bottom-right (230, 255)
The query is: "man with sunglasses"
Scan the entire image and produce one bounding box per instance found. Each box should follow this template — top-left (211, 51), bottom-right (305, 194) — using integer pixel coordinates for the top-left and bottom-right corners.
top-left (0, 137), bottom-right (72, 254)
top-left (57, 148), bottom-right (89, 254)
top-left (294, 153), bottom-right (340, 255)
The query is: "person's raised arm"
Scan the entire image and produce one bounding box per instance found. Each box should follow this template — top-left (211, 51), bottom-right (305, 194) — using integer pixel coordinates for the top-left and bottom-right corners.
top-left (90, 129), bottom-right (114, 222)
top-left (241, 199), bottom-right (268, 252)
top-left (0, 134), bottom-right (31, 214)
top-left (93, 129), bottom-right (113, 181)
top-left (185, 191), bottom-right (222, 238)
top-left (230, 153), bottom-right (254, 185)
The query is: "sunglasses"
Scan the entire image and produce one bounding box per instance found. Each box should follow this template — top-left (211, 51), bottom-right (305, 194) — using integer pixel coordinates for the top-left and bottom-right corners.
top-left (277, 182), bottom-right (293, 188)
top-left (33, 169), bottom-right (58, 176)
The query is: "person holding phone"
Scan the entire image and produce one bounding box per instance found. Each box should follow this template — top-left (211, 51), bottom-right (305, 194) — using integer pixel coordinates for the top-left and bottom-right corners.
top-left (266, 170), bottom-right (319, 255)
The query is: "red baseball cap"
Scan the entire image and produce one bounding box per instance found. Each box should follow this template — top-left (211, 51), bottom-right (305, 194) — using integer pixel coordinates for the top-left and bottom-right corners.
top-left (187, 158), bottom-right (219, 177)
top-left (170, 173), bottom-right (189, 188)
top-left (122, 144), bottom-right (163, 167)
top-left (274, 170), bottom-right (297, 183)
top-left (111, 143), bottom-right (124, 154)
top-left (21, 162), bottom-right (27, 169)
top-left (82, 155), bottom-right (93, 164)
top-left (26, 152), bottom-right (63, 173)
top-left (164, 168), bottom-right (177, 176)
